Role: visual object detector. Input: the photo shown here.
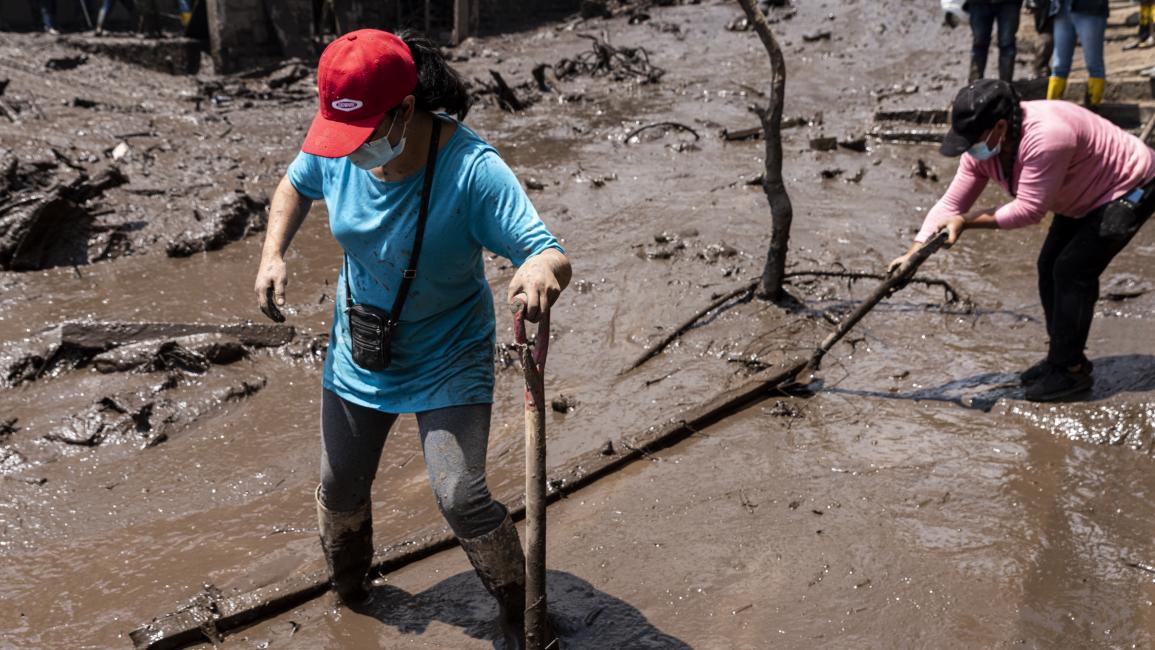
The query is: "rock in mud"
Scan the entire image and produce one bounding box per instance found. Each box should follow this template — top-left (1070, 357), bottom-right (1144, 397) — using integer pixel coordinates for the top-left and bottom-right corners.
top-left (838, 136), bottom-right (868, 152)
top-left (809, 137), bottom-right (838, 152)
top-left (911, 159), bottom-right (939, 182)
top-left (551, 394), bottom-right (578, 413)
top-left (1103, 274), bottom-right (1151, 301)
top-left (166, 192), bottom-right (268, 258)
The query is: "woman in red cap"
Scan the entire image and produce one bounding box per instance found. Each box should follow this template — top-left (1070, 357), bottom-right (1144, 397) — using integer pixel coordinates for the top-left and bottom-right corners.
top-left (253, 29), bottom-right (570, 647)
top-left (889, 79), bottom-right (1155, 402)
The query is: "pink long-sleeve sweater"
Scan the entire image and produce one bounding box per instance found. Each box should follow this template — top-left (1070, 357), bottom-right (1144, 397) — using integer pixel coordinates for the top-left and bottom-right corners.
top-left (915, 100), bottom-right (1155, 243)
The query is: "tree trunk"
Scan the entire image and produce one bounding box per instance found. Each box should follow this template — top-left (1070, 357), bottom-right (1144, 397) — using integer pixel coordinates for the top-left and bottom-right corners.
top-left (736, 0), bottom-right (794, 302)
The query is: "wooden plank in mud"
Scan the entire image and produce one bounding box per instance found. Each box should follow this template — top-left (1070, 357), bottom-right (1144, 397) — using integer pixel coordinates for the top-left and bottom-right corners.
top-left (129, 361), bottom-right (806, 649)
top-left (56, 321), bottom-right (295, 350)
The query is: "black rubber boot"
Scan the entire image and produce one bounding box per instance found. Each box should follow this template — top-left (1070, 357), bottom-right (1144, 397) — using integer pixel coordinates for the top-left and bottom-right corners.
top-left (1020, 355), bottom-right (1092, 385)
top-left (315, 486), bottom-right (373, 606)
top-left (459, 514), bottom-right (559, 650)
top-left (1025, 364), bottom-right (1093, 402)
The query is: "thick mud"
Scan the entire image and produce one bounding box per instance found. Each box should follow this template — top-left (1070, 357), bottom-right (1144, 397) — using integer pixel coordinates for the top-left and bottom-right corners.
top-left (3, 1), bottom-right (1155, 648)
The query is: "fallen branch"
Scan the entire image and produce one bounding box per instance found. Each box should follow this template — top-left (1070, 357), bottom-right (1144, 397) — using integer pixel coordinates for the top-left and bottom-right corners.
top-left (488, 70), bottom-right (527, 112)
top-left (622, 233), bottom-right (953, 374)
top-left (804, 231), bottom-right (950, 373)
top-left (625, 121), bottom-right (700, 143)
top-left (621, 280), bottom-right (758, 374)
top-left (785, 269), bottom-right (961, 303)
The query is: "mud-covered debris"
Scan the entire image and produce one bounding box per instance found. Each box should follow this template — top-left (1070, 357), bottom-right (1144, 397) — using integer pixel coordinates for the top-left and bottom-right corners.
top-left (1103, 274), bottom-right (1151, 301)
top-left (580, 0), bottom-right (612, 19)
top-left (0, 417), bottom-right (18, 438)
top-left (45, 55), bottom-right (88, 71)
top-left (766, 400), bottom-right (802, 418)
top-left (265, 63), bottom-right (310, 90)
top-left (874, 83), bottom-right (920, 102)
top-left (0, 165), bottom-right (128, 271)
top-left (555, 33), bottom-right (665, 84)
top-left (809, 137), bottom-right (837, 152)
top-left (525, 178), bottom-right (546, 191)
top-left (626, 121), bottom-right (699, 144)
top-left (788, 499), bottom-right (801, 510)
top-left (700, 243), bottom-right (738, 263)
top-left (820, 168), bottom-right (844, 179)
top-left (721, 126), bottom-right (762, 141)
top-left (845, 168), bottom-right (866, 183)
top-left (551, 394), bottom-right (578, 413)
top-left (802, 30), bottom-right (832, 42)
top-left (599, 440), bottom-right (615, 455)
top-left (111, 142), bottom-right (131, 162)
top-left (912, 158), bottom-right (939, 182)
top-left (92, 335), bottom-right (243, 374)
top-left (838, 136), bottom-right (868, 152)
top-left (166, 192), bottom-right (268, 257)
top-left (874, 108), bottom-right (949, 125)
top-left (0, 447), bottom-right (28, 474)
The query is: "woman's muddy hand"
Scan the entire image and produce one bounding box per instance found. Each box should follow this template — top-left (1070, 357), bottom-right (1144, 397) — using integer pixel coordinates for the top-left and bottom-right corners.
top-left (939, 215), bottom-right (967, 246)
top-left (886, 254), bottom-right (912, 275)
top-left (507, 248), bottom-right (571, 322)
top-left (255, 256), bottom-right (287, 323)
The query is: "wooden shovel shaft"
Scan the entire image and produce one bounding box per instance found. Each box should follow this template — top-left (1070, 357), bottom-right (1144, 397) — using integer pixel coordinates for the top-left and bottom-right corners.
top-left (513, 301), bottom-right (550, 650)
top-left (524, 403), bottom-right (548, 650)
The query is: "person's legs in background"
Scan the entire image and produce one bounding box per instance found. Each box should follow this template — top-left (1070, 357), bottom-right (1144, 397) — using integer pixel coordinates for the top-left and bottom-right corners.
top-left (1070, 10), bottom-right (1107, 105)
top-left (1138, 1), bottom-right (1155, 45)
top-left (177, 0), bottom-right (192, 28)
top-left (968, 3), bottom-right (998, 81)
top-left (1048, 6), bottom-right (1077, 99)
top-left (38, 0), bottom-right (59, 35)
top-left (995, 1), bottom-right (1023, 82)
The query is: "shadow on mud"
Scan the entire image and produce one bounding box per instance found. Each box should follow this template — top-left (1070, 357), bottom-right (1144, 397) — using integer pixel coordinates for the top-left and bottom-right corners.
top-left (355, 570), bottom-right (690, 649)
top-left (819, 354), bottom-right (1155, 413)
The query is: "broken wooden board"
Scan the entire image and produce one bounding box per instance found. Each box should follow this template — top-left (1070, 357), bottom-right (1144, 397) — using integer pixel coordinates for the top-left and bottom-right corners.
top-left (55, 321), bottom-right (295, 350)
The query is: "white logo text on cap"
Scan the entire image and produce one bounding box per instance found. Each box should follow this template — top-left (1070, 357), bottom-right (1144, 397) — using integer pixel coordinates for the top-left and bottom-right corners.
top-left (331, 98), bottom-right (364, 112)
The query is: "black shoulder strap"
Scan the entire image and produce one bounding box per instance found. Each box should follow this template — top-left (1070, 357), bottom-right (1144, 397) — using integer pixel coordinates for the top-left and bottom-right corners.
top-left (342, 118), bottom-right (443, 321)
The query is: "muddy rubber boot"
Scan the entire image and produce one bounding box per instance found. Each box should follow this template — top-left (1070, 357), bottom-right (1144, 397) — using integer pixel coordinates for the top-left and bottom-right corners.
top-left (968, 58), bottom-right (983, 83)
top-left (1086, 77), bottom-right (1105, 107)
top-left (460, 514), bottom-right (559, 650)
top-left (315, 486), bottom-right (373, 606)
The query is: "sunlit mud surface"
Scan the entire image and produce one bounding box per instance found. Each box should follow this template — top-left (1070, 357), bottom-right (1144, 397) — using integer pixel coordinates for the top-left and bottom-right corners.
top-left (2, 1), bottom-right (1155, 648)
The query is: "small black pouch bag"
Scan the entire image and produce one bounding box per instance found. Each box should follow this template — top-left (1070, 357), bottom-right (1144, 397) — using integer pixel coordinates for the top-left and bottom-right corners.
top-left (1100, 179), bottom-right (1155, 242)
top-left (344, 120), bottom-right (442, 371)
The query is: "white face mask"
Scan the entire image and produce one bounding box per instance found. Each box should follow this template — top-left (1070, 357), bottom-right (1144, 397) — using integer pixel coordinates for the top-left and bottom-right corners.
top-left (348, 112), bottom-right (406, 171)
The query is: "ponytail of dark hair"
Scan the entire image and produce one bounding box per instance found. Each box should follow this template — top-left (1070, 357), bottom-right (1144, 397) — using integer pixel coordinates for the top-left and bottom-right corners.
top-left (1003, 83), bottom-right (1024, 197)
top-left (396, 30), bottom-right (472, 121)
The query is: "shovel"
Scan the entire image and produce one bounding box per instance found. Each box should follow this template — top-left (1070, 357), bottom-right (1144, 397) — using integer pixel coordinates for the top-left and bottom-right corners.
top-left (511, 298), bottom-right (552, 650)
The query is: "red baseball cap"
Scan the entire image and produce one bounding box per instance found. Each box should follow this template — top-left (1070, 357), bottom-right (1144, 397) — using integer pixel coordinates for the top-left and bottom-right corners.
top-left (302, 29), bottom-right (419, 158)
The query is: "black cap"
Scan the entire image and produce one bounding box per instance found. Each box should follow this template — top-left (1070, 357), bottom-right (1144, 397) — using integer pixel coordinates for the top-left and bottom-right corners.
top-left (941, 79), bottom-right (1017, 157)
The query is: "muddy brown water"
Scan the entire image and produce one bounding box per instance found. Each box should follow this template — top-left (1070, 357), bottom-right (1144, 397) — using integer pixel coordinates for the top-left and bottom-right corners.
top-left (2, 1), bottom-right (1155, 648)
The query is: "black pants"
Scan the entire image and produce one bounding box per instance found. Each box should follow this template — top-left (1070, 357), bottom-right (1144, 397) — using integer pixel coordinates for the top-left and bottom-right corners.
top-left (969, 1), bottom-right (1023, 81)
top-left (1037, 183), bottom-right (1155, 367)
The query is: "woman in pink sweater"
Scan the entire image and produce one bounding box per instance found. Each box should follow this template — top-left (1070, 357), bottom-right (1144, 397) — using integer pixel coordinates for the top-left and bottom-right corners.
top-left (890, 80), bottom-right (1155, 401)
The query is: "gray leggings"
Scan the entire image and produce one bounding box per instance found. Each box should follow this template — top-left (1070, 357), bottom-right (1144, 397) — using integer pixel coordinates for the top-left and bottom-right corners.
top-left (319, 389), bottom-right (507, 539)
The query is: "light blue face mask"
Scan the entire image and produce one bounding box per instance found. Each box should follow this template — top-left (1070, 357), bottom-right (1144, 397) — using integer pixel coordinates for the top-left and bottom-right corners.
top-left (348, 112), bottom-right (407, 171)
top-left (968, 134), bottom-right (1001, 161)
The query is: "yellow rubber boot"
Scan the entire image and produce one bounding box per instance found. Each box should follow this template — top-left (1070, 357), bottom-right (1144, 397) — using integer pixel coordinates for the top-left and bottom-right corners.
top-left (1047, 76), bottom-right (1068, 100)
top-left (1087, 77), bottom-right (1106, 106)
top-left (180, 11), bottom-right (192, 27)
